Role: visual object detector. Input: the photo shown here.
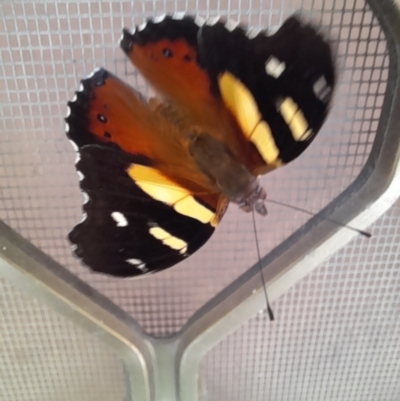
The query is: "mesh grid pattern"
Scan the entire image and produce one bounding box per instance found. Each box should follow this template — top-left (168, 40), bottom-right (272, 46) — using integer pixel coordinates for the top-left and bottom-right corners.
top-left (0, 0), bottom-right (389, 337)
top-left (201, 198), bottom-right (400, 401)
top-left (0, 278), bottom-right (126, 401)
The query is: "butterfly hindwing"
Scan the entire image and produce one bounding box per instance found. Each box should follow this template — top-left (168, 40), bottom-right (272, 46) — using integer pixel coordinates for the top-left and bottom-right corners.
top-left (69, 145), bottom-right (219, 277)
top-left (66, 69), bottom-right (227, 277)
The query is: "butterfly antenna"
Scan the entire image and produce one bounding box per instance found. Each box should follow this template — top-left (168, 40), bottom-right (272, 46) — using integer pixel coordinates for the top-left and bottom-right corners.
top-left (252, 209), bottom-right (275, 321)
top-left (265, 199), bottom-right (372, 238)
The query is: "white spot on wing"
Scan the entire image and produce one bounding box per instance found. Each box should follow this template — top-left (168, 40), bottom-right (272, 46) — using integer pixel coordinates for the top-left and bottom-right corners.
top-left (111, 211), bottom-right (128, 227)
top-left (120, 28), bottom-right (135, 46)
top-left (78, 83), bottom-right (84, 92)
top-left (268, 26), bottom-right (279, 36)
top-left (126, 258), bottom-right (149, 273)
top-left (80, 212), bottom-right (88, 223)
top-left (119, 31), bottom-right (124, 45)
top-left (313, 76), bottom-right (331, 102)
top-left (69, 140), bottom-right (81, 164)
top-left (246, 27), bottom-right (261, 39)
top-left (173, 12), bottom-right (185, 20)
top-left (65, 122), bottom-right (70, 133)
top-left (126, 258), bottom-right (143, 265)
top-left (69, 140), bottom-right (79, 152)
top-left (71, 244), bottom-right (78, 252)
top-left (66, 106), bottom-right (71, 118)
top-left (153, 14), bottom-right (166, 23)
top-left (71, 93), bottom-right (78, 102)
top-left (194, 16), bottom-right (205, 27)
top-left (225, 19), bottom-right (239, 31)
top-left (265, 56), bottom-right (286, 78)
top-left (86, 67), bottom-right (101, 79)
top-left (206, 16), bottom-right (220, 26)
top-left (77, 171), bottom-right (84, 181)
top-left (82, 192), bottom-right (89, 205)
top-left (138, 22), bottom-right (147, 31)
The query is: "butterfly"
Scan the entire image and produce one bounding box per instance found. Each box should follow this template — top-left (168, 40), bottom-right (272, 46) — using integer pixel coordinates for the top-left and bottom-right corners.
top-left (66, 14), bottom-right (335, 278)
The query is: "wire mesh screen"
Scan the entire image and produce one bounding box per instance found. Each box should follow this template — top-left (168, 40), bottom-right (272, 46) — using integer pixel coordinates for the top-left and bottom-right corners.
top-left (200, 198), bottom-right (400, 401)
top-left (0, 278), bottom-right (126, 401)
top-left (0, 0), bottom-right (389, 339)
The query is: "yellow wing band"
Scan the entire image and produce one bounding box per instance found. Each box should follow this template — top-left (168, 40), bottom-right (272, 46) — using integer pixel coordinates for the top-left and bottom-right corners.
top-left (126, 164), bottom-right (219, 226)
top-left (218, 72), bottom-right (282, 167)
top-left (279, 97), bottom-right (313, 141)
top-left (149, 226), bottom-right (188, 254)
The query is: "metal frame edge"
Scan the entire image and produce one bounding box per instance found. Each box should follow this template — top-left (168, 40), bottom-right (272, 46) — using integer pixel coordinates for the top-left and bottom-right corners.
top-left (177, 0), bottom-right (400, 399)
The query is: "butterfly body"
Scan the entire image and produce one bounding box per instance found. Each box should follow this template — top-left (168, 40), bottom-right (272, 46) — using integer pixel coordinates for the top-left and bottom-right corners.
top-left (66, 14), bottom-right (335, 277)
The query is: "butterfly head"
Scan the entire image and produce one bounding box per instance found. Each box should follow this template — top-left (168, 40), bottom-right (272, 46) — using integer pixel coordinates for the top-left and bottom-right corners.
top-left (235, 181), bottom-right (267, 216)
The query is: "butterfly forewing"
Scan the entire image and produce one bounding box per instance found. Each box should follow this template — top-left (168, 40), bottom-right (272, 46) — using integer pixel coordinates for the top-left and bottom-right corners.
top-left (199, 16), bottom-right (335, 172)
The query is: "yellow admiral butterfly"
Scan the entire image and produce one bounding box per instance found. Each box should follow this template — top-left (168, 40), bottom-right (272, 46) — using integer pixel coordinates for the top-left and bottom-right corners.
top-left (66, 14), bottom-right (335, 278)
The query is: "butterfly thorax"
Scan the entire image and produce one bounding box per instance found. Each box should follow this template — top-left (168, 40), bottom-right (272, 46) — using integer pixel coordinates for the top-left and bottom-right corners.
top-left (187, 130), bottom-right (267, 216)
top-left (149, 98), bottom-right (187, 129)
top-left (151, 99), bottom-right (267, 215)
top-left (150, 98), bottom-right (265, 214)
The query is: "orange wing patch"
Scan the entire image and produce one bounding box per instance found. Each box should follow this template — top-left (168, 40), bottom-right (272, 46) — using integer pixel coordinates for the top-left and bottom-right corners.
top-left (127, 38), bottom-right (216, 120)
top-left (123, 33), bottom-right (241, 141)
top-left (121, 28), bottom-right (265, 174)
top-left (84, 71), bottom-right (159, 157)
top-left (66, 68), bottom-right (226, 215)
